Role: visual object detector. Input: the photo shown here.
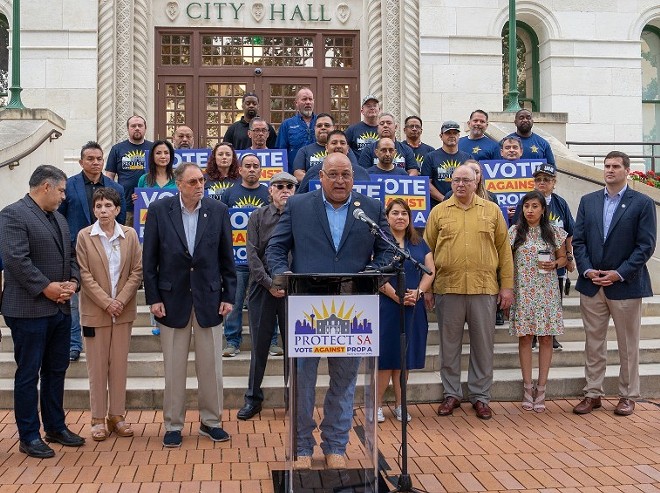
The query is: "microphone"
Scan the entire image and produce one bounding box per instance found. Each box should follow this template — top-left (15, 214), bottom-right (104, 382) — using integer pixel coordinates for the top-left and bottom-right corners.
top-left (353, 208), bottom-right (380, 229)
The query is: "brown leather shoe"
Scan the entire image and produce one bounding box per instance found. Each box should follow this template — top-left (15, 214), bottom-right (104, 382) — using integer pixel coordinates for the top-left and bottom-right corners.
top-left (437, 396), bottom-right (461, 416)
top-left (472, 400), bottom-right (492, 420)
top-left (614, 398), bottom-right (635, 416)
top-left (573, 396), bottom-right (602, 414)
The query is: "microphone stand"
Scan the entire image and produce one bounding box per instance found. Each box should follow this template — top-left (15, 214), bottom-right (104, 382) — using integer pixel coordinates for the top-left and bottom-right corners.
top-left (364, 222), bottom-right (428, 493)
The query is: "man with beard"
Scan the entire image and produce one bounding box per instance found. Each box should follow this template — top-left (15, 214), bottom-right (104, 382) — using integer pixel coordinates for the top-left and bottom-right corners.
top-left (421, 120), bottom-right (472, 206)
top-left (105, 115), bottom-right (153, 226)
top-left (291, 113), bottom-right (358, 181)
top-left (358, 113), bottom-right (419, 175)
top-left (401, 115), bottom-right (435, 170)
top-left (297, 130), bottom-right (370, 194)
top-left (276, 87), bottom-right (317, 165)
top-left (345, 95), bottom-right (380, 158)
top-left (366, 138), bottom-right (408, 175)
top-left (507, 109), bottom-right (555, 165)
top-left (458, 110), bottom-right (499, 161)
top-left (224, 93), bottom-right (277, 150)
top-left (172, 126), bottom-right (195, 150)
top-left (237, 171), bottom-right (298, 420)
top-left (221, 154), bottom-right (272, 357)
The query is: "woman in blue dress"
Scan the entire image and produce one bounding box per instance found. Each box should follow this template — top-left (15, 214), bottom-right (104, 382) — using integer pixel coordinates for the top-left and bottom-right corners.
top-left (377, 198), bottom-right (435, 422)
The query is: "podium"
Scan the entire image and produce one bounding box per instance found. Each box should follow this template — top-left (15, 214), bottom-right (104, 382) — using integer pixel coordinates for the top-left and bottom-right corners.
top-left (273, 273), bottom-right (386, 493)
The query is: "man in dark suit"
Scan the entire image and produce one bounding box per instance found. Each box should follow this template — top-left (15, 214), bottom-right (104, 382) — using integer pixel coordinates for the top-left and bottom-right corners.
top-left (572, 151), bottom-right (657, 416)
top-left (0, 165), bottom-right (85, 458)
top-left (267, 153), bottom-right (392, 470)
top-left (142, 162), bottom-right (237, 448)
top-left (58, 141), bottom-right (126, 361)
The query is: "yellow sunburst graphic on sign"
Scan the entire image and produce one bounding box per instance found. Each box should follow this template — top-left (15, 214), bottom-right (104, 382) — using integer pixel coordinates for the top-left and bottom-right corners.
top-left (234, 195), bottom-right (265, 208)
top-left (123, 150), bottom-right (146, 170)
top-left (361, 131), bottom-right (379, 141)
top-left (302, 299), bottom-right (364, 324)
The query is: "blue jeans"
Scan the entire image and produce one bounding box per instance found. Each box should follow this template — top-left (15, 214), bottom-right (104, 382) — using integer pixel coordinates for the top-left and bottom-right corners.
top-left (296, 356), bottom-right (361, 456)
top-left (224, 268), bottom-right (278, 348)
top-left (5, 311), bottom-right (71, 441)
top-left (70, 292), bottom-right (82, 352)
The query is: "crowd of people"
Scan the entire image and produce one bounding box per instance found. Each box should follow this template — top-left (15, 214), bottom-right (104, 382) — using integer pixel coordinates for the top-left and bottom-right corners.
top-left (0, 87), bottom-right (656, 470)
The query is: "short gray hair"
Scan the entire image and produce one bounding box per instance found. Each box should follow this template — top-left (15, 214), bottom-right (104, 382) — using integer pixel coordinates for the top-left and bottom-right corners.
top-left (173, 162), bottom-right (200, 182)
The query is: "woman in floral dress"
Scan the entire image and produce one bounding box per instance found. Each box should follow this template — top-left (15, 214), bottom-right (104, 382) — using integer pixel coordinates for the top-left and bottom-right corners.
top-left (509, 190), bottom-right (568, 412)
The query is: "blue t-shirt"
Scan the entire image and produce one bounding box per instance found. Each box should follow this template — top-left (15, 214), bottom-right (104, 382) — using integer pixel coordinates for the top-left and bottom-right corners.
top-left (421, 148), bottom-right (472, 203)
top-left (205, 177), bottom-right (239, 201)
top-left (275, 113), bottom-right (317, 165)
top-left (366, 165), bottom-right (408, 175)
top-left (297, 163), bottom-right (371, 194)
top-left (221, 183), bottom-right (270, 209)
top-left (105, 139), bottom-right (153, 212)
top-left (345, 121), bottom-right (379, 158)
top-left (401, 141), bottom-right (435, 171)
top-left (292, 143), bottom-right (359, 173)
top-left (506, 132), bottom-right (555, 165)
top-left (511, 192), bottom-right (574, 276)
top-left (458, 135), bottom-right (499, 161)
top-left (358, 140), bottom-right (418, 172)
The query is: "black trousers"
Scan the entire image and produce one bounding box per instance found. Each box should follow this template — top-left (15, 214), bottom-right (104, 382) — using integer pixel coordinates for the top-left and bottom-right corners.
top-left (244, 283), bottom-right (287, 405)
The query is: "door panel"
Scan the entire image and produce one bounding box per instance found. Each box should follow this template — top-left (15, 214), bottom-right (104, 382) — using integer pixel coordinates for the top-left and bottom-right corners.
top-left (156, 76), bottom-right (193, 141)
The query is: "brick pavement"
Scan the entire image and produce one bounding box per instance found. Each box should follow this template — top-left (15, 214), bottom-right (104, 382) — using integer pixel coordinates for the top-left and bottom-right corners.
top-left (0, 399), bottom-right (659, 492)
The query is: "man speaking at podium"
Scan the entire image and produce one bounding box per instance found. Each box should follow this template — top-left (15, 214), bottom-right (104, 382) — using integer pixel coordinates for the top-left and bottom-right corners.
top-left (267, 152), bottom-right (392, 470)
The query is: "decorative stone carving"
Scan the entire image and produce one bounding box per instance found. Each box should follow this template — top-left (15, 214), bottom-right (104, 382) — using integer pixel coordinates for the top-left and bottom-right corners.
top-left (252, 3), bottom-right (264, 22)
top-left (336, 3), bottom-right (350, 24)
top-left (133, 0), bottom-right (149, 124)
top-left (401, 0), bottom-right (420, 119)
top-left (366, 0), bottom-right (383, 108)
top-left (97, 0), bottom-right (115, 151)
top-left (115, 0), bottom-right (132, 142)
top-left (166, 1), bottom-right (179, 21)
top-left (384, 0), bottom-right (401, 127)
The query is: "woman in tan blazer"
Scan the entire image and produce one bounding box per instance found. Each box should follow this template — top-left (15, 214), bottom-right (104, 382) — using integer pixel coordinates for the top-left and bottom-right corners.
top-left (76, 188), bottom-right (142, 441)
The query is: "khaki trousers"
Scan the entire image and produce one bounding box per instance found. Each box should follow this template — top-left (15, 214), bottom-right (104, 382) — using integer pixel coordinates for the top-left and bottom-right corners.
top-left (580, 288), bottom-right (642, 399)
top-left (159, 310), bottom-right (224, 431)
top-left (84, 321), bottom-right (132, 419)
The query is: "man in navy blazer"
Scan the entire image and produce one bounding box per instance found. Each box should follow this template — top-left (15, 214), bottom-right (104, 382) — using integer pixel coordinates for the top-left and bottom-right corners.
top-left (58, 141), bottom-right (125, 361)
top-left (143, 162), bottom-right (236, 447)
top-left (267, 153), bottom-right (392, 470)
top-left (572, 151), bottom-right (657, 416)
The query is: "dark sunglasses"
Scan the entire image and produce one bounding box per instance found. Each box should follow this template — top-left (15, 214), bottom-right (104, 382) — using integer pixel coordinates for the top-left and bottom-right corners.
top-left (273, 183), bottom-right (295, 190)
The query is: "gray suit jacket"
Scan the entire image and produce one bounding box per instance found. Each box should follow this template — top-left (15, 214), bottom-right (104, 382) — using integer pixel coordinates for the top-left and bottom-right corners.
top-left (0, 195), bottom-right (79, 318)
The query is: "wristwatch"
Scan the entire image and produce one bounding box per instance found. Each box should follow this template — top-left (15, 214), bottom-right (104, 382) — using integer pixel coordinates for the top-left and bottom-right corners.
top-left (566, 251), bottom-right (574, 262)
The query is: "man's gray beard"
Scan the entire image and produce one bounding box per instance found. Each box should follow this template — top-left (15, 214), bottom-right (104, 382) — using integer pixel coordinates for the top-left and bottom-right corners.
top-left (301, 109), bottom-right (313, 118)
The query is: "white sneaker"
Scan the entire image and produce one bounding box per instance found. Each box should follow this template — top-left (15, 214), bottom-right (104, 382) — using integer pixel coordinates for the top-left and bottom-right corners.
top-left (394, 405), bottom-right (411, 422)
top-left (377, 407), bottom-right (385, 423)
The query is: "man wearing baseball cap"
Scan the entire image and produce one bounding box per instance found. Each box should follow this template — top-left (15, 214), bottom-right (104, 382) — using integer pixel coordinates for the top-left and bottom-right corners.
top-left (421, 120), bottom-right (472, 206)
top-left (345, 95), bottom-right (380, 158)
top-left (238, 171), bottom-right (298, 420)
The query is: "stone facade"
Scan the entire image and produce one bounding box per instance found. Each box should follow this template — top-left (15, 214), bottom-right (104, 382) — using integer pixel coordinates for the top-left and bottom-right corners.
top-left (2, 0), bottom-right (660, 172)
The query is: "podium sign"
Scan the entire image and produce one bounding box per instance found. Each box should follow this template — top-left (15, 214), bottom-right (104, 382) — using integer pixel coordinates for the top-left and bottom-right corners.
top-left (287, 295), bottom-right (379, 358)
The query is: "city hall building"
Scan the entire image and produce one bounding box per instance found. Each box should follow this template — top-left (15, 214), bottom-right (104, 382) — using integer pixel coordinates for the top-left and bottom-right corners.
top-left (1, 0), bottom-right (660, 167)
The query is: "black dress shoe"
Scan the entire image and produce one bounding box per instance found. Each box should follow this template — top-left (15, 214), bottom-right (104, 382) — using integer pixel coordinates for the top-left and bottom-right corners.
top-left (44, 428), bottom-right (85, 447)
top-left (19, 438), bottom-right (55, 458)
top-left (237, 403), bottom-right (262, 420)
top-left (69, 350), bottom-right (80, 361)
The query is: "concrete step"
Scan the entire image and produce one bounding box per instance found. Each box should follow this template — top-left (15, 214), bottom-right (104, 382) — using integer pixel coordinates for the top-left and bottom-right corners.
top-left (2, 363), bottom-right (659, 410)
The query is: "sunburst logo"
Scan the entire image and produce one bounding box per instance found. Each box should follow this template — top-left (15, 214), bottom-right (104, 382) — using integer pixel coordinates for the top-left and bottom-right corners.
top-left (208, 181), bottom-right (233, 192)
top-left (437, 159), bottom-right (462, 181)
top-left (295, 298), bottom-right (372, 335)
top-left (121, 150), bottom-right (146, 171)
top-left (234, 195), bottom-right (266, 208)
top-left (312, 150), bottom-right (327, 160)
top-left (548, 211), bottom-right (564, 228)
top-left (357, 132), bottom-right (379, 150)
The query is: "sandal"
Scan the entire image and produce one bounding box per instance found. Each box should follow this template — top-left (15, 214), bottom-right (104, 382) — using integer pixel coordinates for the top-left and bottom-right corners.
top-left (107, 414), bottom-right (134, 437)
top-left (533, 384), bottom-right (546, 413)
top-left (522, 383), bottom-right (534, 411)
top-left (91, 418), bottom-right (108, 441)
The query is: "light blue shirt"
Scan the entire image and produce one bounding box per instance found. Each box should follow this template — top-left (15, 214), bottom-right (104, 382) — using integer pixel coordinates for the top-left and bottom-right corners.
top-left (179, 194), bottom-right (201, 255)
top-left (603, 184), bottom-right (627, 240)
top-left (322, 191), bottom-right (351, 250)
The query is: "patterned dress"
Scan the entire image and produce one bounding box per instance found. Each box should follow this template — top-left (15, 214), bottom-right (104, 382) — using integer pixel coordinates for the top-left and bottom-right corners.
top-left (508, 225), bottom-right (567, 337)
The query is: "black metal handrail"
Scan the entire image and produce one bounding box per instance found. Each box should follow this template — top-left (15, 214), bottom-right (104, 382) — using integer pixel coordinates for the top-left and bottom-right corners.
top-left (0, 128), bottom-right (62, 170)
top-left (566, 141), bottom-right (660, 172)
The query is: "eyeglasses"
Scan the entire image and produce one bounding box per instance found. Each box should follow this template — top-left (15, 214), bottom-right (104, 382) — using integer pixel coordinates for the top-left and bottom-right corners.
top-left (534, 176), bottom-right (554, 183)
top-left (273, 183), bottom-right (295, 190)
top-left (185, 177), bottom-right (205, 185)
top-left (322, 171), bottom-right (353, 181)
top-left (451, 178), bottom-right (474, 184)
top-left (250, 128), bottom-right (268, 133)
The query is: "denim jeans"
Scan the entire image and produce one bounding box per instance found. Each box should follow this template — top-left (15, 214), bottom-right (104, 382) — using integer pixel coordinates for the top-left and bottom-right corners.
top-left (5, 310), bottom-right (71, 441)
top-left (224, 267), bottom-right (279, 348)
top-left (69, 292), bottom-right (82, 352)
top-left (296, 356), bottom-right (361, 456)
